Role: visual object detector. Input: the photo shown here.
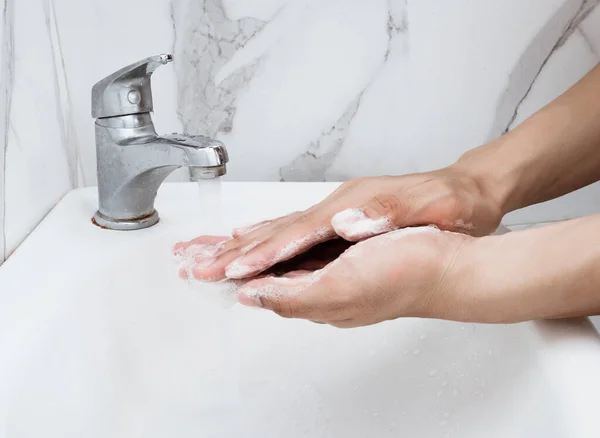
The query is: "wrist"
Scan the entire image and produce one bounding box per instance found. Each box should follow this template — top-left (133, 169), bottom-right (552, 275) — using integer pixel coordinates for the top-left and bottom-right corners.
top-left (417, 233), bottom-right (486, 322)
top-left (451, 138), bottom-right (524, 216)
top-left (436, 233), bottom-right (513, 323)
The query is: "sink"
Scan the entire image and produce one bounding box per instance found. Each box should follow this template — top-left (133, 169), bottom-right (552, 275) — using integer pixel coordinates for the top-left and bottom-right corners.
top-left (2, 182), bottom-right (600, 438)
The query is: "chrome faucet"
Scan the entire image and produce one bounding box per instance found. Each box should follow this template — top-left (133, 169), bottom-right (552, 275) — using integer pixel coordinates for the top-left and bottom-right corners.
top-left (91, 54), bottom-right (228, 231)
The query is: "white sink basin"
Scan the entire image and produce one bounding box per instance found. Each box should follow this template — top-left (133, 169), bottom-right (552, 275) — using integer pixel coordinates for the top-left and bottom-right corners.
top-left (2, 182), bottom-right (600, 438)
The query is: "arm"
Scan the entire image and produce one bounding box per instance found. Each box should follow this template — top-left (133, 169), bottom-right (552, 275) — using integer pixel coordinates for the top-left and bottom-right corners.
top-left (456, 63), bottom-right (600, 215)
top-left (450, 214), bottom-right (600, 323)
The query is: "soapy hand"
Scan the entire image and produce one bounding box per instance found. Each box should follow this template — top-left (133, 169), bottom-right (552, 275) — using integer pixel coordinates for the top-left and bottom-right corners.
top-left (173, 236), bottom-right (353, 281)
top-left (175, 167), bottom-right (502, 282)
top-left (234, 226), bottom-right (472, 328)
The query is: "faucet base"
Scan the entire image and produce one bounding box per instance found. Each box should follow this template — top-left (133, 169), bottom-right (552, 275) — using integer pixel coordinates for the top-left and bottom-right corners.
top-left (92, 210), bottom-right (159, 231)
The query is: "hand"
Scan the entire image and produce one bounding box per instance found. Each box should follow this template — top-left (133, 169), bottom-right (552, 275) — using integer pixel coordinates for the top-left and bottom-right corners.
top-left (234, 226), bottom-right (472, 328)
top-left (175, 166), bottom-right (502, 282)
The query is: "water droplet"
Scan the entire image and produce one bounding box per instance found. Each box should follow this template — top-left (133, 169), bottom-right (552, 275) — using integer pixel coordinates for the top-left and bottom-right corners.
top-left (429, 369), bottom-right (438, 377)
top-left (440, 420), bottom-right (448, 426)
top-left (413, 349), bottom-right (421, 356)
top-left (437, 390), bottom-right (444, 397)
top-left (442, 381), bottom-right (448, 387)
top-left (444, 413), bottom-right (450, 418)
top-left (452, 389), bottom-right (459, 397)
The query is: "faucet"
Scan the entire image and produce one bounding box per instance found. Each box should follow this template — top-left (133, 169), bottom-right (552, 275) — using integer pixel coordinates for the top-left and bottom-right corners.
top-left (91, 54), bottom-right (228, 231)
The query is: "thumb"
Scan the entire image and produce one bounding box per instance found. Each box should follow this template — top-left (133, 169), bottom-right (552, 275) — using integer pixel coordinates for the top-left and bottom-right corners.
top-left (331, 194), bottom-right (408, 241)
top-left (237, 274), bottom-right (323, 319)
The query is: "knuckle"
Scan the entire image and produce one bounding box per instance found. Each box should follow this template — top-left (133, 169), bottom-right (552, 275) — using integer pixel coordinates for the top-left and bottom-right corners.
top-left (270, 299), bottom-right (298, 319)
top-left (371, 194), bottom-right (407, 219)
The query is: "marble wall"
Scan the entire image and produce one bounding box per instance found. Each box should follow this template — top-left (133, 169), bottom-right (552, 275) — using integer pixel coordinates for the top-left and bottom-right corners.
top-left (0, 0), bottom-right (600, 265)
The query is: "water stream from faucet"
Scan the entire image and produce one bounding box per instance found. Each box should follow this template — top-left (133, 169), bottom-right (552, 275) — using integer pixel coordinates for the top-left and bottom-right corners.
top-left (194, 177), bottom-right (242, 423)
top-left (195, 178), bottom-right (224, 235)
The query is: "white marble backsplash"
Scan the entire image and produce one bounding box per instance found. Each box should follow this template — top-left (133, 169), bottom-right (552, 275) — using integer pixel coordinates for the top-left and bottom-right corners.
top-left (0, 0), bottom-right (600, 264)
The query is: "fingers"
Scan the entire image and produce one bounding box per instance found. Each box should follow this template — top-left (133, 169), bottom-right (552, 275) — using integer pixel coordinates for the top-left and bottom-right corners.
top-left (261, 239), bottom-right (353, 276)
top-left (224, 218), bottom-right (336, 279)
top-left (173, 235), bottom-right (231, 279)
top-left (172, 235), bottom-right (230, 257)
top-left (184, 213), bottom-right (300, 281)
top-left (186, 180), bottom-right (368, 281)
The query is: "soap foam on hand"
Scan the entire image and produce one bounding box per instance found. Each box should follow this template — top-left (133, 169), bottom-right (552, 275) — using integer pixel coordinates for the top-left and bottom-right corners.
top-left (331, 208), bottom-right (397, 241)
top-left (173, 242), bottom-right (240, 308)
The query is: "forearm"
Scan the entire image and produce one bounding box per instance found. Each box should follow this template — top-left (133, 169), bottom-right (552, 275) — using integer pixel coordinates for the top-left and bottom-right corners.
top-left (454, 63), bottom-right (600, 215)
top-left (452, 214), bottom-right (600, 323)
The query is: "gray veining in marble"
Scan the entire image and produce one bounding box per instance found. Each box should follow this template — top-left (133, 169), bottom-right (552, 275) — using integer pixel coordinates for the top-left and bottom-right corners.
top-left (279, 94), bottom-right (363, 182)
top-left (0, 0), bottom-right (14, 264)
top-left (43, 0), bottom-right (81, 187)
top-left (171, 0), bottom-right (265, 142)
top-left (489, 0), bottom-right (599, 139)
top-left (281, 0), bottom-right (408, 182)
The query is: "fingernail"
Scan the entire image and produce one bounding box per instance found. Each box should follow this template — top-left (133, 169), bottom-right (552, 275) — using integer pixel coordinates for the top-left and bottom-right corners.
top-left (178, 266), bottom-right (189, 279)
top-left (192, 266), bottom-right (223, 282)
top-left (225, 257), bottom-right (261, 279)
top-left (172, 243), bottom-right (187, 259)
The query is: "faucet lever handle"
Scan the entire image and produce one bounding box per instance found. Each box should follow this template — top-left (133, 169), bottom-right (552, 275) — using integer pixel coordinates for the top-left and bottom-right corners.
top-left (91, 54), bottom-right (173, 119)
